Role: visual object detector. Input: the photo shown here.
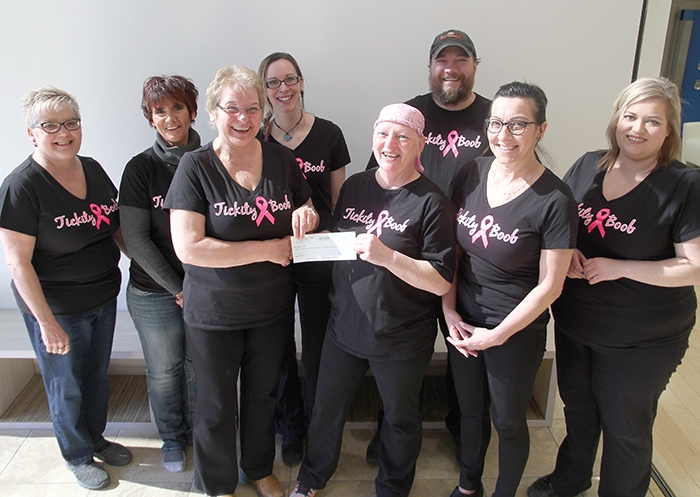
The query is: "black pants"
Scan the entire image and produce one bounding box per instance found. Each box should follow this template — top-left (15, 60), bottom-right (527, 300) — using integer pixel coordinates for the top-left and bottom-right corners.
top-left (548, 328), bottom-right (688, 497)
top-left (298, 336), bottom-right (433, 497)
top-left (276, 262), bottom-right (333, 438)
top-left (186, 313), bottom-right (293, 496)
top-left (450, 323), bottom-right (545, 497)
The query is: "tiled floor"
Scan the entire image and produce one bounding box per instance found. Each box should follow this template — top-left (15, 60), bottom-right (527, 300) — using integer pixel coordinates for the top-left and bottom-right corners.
top-left (0, 397), bottom-right (658, 497)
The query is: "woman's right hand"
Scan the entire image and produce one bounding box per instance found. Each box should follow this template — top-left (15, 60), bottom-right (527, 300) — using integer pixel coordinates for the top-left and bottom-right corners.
top-left (443, 308), bottom-right (479, 358)
top-left (40, 320), bottom-right (71, 355)
top-left (266, 236), bottom-right (293, 266)
top-left (567, 248), bottom-right (587, 279)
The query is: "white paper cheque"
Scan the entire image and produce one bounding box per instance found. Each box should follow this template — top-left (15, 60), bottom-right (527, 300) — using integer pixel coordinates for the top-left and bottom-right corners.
top-left (291, 232), bottom-right (357, 263)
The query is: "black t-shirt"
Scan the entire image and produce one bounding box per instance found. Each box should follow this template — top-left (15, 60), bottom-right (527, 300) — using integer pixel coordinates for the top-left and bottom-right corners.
top-left (119, 147), bottom-right (184, 292)
top-left (328, 169), bottom-right (456, 360)
top-left (452, 157), bottom-right (577, 328)
top-left (0, 156), bottom-right (121, 316)
top-left (163, 140), bottom-right (311, 330)
top-left (552, 151), bottom-right (700, 347)
top-left (261, 117), bottom-right (351, 232)
top-left (367, 93), bottom-right (492, 196)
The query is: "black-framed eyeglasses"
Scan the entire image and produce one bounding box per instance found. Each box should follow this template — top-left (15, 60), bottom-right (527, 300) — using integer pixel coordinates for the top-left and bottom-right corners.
top-left (264, 76), bottom-right (301, 89)
top-left (485, 118), bottom-right (538, 136)
top-left (31, 118), bottom-right (81, 134)
top-left (216, 104), bottom-right (262, 117)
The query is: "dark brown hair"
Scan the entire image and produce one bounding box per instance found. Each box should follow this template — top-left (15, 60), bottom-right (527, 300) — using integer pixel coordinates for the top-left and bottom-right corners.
top-left (141, 75), bottom-right (198, 126)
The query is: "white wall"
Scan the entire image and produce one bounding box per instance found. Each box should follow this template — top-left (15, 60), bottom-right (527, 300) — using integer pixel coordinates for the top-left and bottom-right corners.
top-left (0, 0), bottom-right (659, 309)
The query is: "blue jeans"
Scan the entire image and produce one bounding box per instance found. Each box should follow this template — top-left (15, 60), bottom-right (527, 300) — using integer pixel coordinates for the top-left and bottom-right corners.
top-left (127, 285), bottom-right (195, 450)
top-left (23, 298), bottom-right (117, 465)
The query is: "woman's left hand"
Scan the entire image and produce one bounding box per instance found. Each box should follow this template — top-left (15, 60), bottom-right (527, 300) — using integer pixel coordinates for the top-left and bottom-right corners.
top-left (446, 322), bottom-right (507, 356)
top-left (582, 257), bottom-right (624, 284)
top-left (292, 204), bottom-right (319, 238)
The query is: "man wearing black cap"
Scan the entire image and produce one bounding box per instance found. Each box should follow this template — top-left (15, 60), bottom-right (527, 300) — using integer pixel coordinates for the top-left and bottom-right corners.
top-left (366, 28), bottom-right (491, 466)
top-left (367, 28), bottom-right (491, 194)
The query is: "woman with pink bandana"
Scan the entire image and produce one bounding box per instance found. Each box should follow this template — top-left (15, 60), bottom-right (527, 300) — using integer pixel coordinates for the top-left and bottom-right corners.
top-left (290, 104), bottom-right (456, 497)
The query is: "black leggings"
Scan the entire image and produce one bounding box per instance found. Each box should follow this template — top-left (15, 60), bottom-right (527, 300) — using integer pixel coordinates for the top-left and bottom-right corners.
top-left (450, 323), bottom-right (546, 497)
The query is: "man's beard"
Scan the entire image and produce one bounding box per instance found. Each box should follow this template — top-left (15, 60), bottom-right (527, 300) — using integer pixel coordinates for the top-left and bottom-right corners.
top-left (430, 74), bottom-right (473, 107)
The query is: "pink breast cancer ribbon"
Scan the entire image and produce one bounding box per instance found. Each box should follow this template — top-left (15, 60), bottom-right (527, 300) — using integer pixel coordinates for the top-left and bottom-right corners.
top-left (442, 130), bottom-right (460, 158)
top-left (366, 210), bottom-right (390, 238)
top-left (296, 158), bottom-right (307, 179)
top-left (471, 215), bottom-right (494, 248)
top-left (90, 203), bottom-right (111, 230)
top-left (587, 208), bottom-right (609, 238)
top-left (255, 196), bottom-right (276, 226)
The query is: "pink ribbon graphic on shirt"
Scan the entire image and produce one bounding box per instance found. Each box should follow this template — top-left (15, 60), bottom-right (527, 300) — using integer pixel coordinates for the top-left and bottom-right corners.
top-left (471, 215), bottom-right (494, 248)
top-left (587, 208), bottom-right (609, 238)
top-left (89, 203), bottom-right (111, 230)
top-left (255, 196), bottom-right (276, 226)
top-left (366, 210), bottom-right (390, 238)
top-left (296, 158), bottom-right (307, 179)
top-left (442, 130), bottom-right (460, 158)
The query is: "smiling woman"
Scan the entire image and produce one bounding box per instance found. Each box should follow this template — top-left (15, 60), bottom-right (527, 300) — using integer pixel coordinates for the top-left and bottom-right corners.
top-left (0, 86), bottom-right (130, 490)
top-left (291, 103), bottom-right (455, 497)
top-left (530, 76), bottom-right (700, 497)
top-left (257, 52), bottom-right (350, 468)
top-left (163, 64), bottom-right (318, 497)
top-left (118, 75), bottom-right (201, 474)
top-left (444, 82), bottom-right (577, 497)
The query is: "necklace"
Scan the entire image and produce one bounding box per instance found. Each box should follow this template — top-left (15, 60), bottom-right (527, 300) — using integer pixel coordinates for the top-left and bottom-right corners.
top-left (273, 112), bottom-right (304, 141)
top-left (491, 166), bottom-right (536, 199)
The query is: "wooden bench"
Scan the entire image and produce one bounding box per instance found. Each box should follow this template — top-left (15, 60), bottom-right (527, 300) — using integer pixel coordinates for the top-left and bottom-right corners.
top-left (0, 310), bottom-right (558, 429)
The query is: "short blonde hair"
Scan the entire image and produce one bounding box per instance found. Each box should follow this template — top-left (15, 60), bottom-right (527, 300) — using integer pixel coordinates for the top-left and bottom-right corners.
top-left (206, 65), bottom-right (265, 127)
top-left (22, 86), bottom-right (80, 128)
top-left (599, 77), bottom-right (681, 171)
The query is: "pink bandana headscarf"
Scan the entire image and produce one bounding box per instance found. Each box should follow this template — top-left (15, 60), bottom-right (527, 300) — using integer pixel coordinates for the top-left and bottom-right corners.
top-left (373, 103), bottom-right (426, 173)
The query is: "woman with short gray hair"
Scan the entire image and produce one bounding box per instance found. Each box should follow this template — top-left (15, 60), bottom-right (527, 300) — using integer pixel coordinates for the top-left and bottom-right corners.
top-left (0, 86), bottom-right (131, 490)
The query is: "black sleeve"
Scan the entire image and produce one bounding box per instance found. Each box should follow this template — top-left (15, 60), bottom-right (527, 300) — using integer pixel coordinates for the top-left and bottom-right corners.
top-left (120, 205), bottom-right (183, 295)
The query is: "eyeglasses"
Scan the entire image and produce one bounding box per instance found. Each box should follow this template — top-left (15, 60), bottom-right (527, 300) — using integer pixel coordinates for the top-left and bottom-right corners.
top-left (485, 118), bottom-right (538, 136)
top-left (31, 118), bottom-right (81, 134)
top-left (216, 104), bottom-right (261, 117)
top-left (264, 76), bottom-right (301, 89)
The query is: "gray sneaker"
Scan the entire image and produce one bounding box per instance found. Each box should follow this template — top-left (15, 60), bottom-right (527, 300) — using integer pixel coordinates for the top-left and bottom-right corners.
top-left (162, 448), bottom-right (186, 472)
top-left (65, 460), bottom-right (110, 490)
top-left (94, 440), bottom-right (132, 466)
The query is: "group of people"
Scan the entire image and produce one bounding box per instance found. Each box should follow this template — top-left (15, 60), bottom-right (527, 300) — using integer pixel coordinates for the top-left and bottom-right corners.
top-left (0, 27), bottom-right (697, 497)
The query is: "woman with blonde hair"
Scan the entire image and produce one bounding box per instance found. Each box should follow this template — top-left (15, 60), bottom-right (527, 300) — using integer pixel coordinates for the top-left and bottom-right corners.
top-left (529, 77), bottom-right (700, 497)
top-left (165, 65), bottom-right (318, 497)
